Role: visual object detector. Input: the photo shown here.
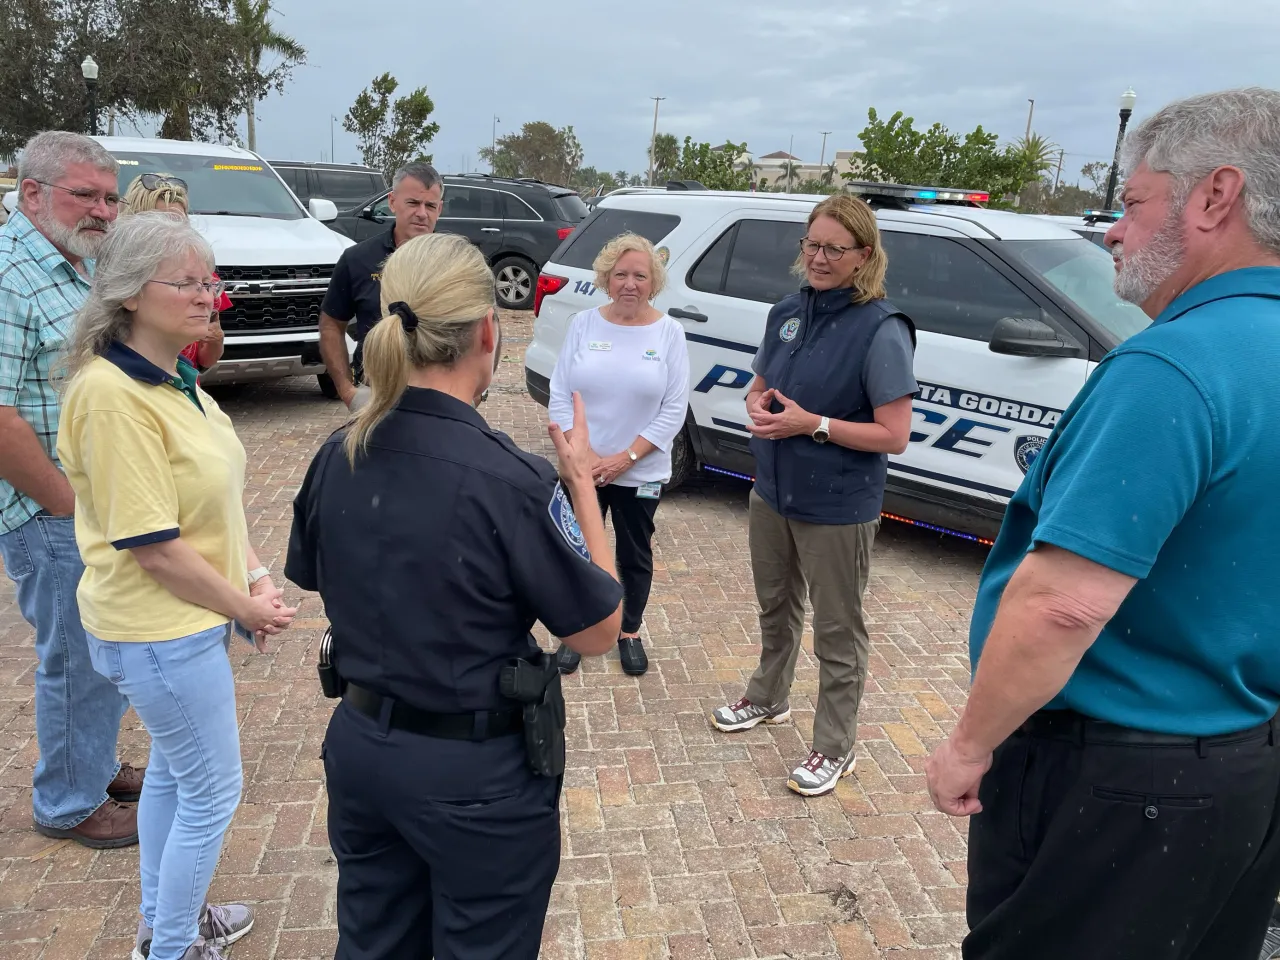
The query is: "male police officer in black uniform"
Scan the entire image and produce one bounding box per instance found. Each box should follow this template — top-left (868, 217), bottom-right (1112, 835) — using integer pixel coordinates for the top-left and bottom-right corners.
top-left (318, 161), bottom-right (443, 408)
top-left (286, 232), bottom-right (623, 959)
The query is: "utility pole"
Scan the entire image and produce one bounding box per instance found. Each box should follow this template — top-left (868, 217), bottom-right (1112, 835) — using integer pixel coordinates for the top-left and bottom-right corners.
top-left (1025, 99), bottom-right (1035, 141)
top-left (819, 131), bottom-right (831, 170)
top-left (786, 134), bottom-right (795, 192)
top-left (1053, 149), bottom-right (1064, 193)
top-left (647, 96), bottom-right (665, 186)
top-left (492, 116), bottom-right (500, 172)
top-left (330, 115), bottom-right (336, 164)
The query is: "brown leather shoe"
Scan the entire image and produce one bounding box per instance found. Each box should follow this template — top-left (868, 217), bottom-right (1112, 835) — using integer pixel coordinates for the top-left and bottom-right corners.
top-left (107, 762), bottom-right (145, 802)
top-left (34, 798), bottom-right (138, 849)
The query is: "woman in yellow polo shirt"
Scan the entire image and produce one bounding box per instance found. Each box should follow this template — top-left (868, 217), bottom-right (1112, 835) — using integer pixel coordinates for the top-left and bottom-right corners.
top-left (56, 212), bottom-right (297, 960)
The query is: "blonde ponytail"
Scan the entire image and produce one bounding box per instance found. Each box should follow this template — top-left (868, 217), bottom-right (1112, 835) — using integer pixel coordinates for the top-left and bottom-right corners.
top-left (342, 232), bottom-right (497, 464)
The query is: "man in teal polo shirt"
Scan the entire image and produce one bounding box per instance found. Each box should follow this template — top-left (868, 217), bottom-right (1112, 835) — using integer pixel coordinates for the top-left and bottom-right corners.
top-left (926, 87), bottom-right (1280, 959)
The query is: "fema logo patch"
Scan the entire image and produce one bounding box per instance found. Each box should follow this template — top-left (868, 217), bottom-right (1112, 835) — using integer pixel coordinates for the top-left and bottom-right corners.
top-left (779, 318), bottom-right (801, 342)
top-left (548, 481), bottom-right (591, 561)
top-left (1014, 435), bottom-right (1046, 475)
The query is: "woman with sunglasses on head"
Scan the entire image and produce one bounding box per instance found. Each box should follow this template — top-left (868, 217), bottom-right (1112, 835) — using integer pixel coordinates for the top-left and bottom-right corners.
top-left (121, 173), bottom-right (228, 376)
top-left (710, 195), bottom-right (918, 798)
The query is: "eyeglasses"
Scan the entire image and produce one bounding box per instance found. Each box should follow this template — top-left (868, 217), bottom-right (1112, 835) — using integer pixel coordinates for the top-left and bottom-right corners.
top-left (799, 238), bottom-right (858, 261)
top-left (147, 279), bottom-right (227, 297)
top-left (138, 174), bottom-right (188, 192)
top-left (32, 180), bottom-right (121, 208)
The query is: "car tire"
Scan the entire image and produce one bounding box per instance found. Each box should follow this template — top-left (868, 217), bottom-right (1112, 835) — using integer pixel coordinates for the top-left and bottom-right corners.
top-left (663, 428), bottom-right (694, 492)
top-left (317, 372), bottom-right (340, 400)
top-left (493, 257), bottom-right (537, 311)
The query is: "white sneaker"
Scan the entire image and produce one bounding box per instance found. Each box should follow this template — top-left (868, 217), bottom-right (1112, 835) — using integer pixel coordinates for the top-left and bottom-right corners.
top-left (711, 697), bottom-right (791, 732)
top-left (787, 750), bottom-right (855, 796)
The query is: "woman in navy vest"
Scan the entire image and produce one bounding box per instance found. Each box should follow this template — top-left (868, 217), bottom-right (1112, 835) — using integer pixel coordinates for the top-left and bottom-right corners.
top-left (711, 195), bottom-right (918, 797)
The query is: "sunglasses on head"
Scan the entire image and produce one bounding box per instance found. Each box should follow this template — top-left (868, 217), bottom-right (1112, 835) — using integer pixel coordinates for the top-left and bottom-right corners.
top-left (139, 174), bottom-right (187, 191)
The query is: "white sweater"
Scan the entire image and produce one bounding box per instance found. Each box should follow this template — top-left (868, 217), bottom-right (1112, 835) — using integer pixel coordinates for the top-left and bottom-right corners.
top-left (548, 308), bottom-right (691, 486)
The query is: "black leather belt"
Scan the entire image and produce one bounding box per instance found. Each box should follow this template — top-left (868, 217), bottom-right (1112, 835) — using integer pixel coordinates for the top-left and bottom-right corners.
top-left (342, 682), bottom-right (523, 741)
top-left (1021, 708), bottom-right (1276, 752)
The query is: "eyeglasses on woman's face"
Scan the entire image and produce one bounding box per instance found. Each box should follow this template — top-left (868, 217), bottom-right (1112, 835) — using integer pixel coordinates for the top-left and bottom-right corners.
top-left (799, 237), bottom-right (858, 261)
top-left (147, 279), bottom-right (226, 298)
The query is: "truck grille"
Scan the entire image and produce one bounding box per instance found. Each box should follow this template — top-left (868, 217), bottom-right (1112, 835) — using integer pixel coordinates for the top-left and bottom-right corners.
top-left (217, 265), bottom-right (332, 334)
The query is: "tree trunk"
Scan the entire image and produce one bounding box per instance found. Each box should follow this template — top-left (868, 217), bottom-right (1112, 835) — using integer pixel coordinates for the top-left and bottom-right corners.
top-left (160, 101), bottom-right (193, 141)
top-left (247, 105), bottom-right (256, 151)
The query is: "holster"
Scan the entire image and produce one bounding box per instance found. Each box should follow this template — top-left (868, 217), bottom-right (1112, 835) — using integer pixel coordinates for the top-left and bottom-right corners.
top-left (499, 651), bottom-right (566, 778)
top-left (317, 627), bottom-right (343, 699)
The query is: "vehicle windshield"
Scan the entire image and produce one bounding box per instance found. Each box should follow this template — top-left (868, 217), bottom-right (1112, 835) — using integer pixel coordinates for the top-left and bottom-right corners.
top-left (113, 151), bottom-right (303, 220)
top-left (1002, 238), bottom-right (1151, 344)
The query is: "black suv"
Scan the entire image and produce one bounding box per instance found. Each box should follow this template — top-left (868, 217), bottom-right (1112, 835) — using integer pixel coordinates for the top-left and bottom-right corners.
top-left (328, 174), bottom-right (590, 310)
top-left (267, 160), bottom-right (388, 210)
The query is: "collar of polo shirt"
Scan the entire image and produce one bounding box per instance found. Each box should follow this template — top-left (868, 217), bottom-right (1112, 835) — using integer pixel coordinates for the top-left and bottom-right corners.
top-left (103, 341), bottom-right (202, 408)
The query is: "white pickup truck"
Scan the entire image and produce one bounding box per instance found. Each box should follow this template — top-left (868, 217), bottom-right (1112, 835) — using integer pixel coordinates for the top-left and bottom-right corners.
top-left (5, 137), bottom-right (355, 390)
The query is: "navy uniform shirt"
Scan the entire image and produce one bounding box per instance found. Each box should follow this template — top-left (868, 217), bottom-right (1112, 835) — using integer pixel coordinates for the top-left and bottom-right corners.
top-left (284, 388), bottom-right (622, 714)
top-left (320, 227), bottom-right (397, 372)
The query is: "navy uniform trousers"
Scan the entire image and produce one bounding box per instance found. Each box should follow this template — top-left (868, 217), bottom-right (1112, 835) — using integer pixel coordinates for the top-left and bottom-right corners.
top-left (322, 699), bottom-right (562, 959)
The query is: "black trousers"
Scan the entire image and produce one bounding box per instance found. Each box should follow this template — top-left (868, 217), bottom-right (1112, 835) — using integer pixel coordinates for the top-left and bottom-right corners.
top-left (322, 700), bottom-right (562, 960)
top-left (965, 709), bottom-right (1280, 960)
top-left (596, 484), bottom-right (660, 635)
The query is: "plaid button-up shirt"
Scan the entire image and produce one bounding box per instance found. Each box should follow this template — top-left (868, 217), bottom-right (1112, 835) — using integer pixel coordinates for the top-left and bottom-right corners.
top-left (0, 211), bottom-right (94, 534)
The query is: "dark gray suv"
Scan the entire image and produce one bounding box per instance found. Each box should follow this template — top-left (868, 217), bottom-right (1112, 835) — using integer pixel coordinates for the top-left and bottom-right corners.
top-left (328, 173), bottom-right (589, 309)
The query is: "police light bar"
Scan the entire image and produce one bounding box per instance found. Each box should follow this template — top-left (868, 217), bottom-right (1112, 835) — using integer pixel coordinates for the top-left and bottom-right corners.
top-left (843, 180), bottom-right (990, 204)
top-left (1082, 209), bottom-right (1122, 220)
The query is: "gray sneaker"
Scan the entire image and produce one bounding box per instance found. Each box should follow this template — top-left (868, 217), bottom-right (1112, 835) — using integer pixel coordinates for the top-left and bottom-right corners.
top-left (787, 750), bottom-right (855, 797)
top-left (133, 903), bottom-right (254, 959)
top-left (1260, 924), bottom-right (1280, 959)
top-left (711, 696), bottom-right (791, 732)
top-left (179, 939), bottom-right (226, 960)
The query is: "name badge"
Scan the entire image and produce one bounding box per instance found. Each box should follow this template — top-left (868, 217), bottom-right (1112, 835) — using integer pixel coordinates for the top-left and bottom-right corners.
top-left (588, 340), bottom-right (612, 351)
top-left (636, 481), bottom-right (662, 500)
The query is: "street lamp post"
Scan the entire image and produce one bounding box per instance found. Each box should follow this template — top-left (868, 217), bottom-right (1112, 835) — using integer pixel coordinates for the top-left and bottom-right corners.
top-left (647, 96), bottom-right (665, 186)
top-left (81, 56), bottom-right (99, 137)
top-left (1104, 87), bottom-right (1138, 211)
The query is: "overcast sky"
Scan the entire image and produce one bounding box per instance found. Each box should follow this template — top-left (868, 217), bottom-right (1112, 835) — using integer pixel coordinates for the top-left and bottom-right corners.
top-left (238, 0), bottom-right (1280, 187)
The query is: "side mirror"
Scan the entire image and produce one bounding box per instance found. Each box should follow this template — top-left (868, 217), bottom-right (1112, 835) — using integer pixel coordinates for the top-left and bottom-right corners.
top-left (988, 316), bottom-right (1084, 359)
top-left (308, 198), bottom-right (338, 223)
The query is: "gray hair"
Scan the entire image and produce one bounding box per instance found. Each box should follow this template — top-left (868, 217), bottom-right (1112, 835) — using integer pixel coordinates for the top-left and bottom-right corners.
top-left (1121, 87), bottom-right (1280, 254)
top-left (392, 161), bottom-right (442, 193)
top-left (58, 212), bottom-right (214, 385)
top-left (17, 131), bottom-right (118, 212)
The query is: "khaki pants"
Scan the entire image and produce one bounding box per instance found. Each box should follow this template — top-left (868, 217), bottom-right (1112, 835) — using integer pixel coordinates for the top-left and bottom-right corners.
top-left (744, 489), bottom-right (878, 758)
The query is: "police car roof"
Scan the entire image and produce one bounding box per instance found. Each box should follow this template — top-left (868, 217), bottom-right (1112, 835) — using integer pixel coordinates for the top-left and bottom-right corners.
top-left (91, 136), bottom-right (263, 160)
top-left (595, 190), bottom-right (1081, 242)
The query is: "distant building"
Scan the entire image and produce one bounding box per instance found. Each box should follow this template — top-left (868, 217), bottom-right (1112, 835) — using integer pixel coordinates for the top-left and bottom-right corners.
top-left (705, 145), bottom-right (867, 192)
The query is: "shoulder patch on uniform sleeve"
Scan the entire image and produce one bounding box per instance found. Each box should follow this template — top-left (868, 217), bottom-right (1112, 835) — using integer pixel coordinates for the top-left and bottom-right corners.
top-left (548, 481), bottom-right (592, 561)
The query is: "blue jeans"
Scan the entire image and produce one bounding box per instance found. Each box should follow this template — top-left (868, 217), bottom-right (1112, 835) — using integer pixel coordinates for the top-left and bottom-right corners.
top-left (0, 513), bottom-right (127, 828)
top-left (86, 624), bottom-right (243, 960)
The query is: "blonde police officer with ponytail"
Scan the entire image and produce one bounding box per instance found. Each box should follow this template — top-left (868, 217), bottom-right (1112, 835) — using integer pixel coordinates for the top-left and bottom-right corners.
top-left (285, 233), bottom-right (623, 960)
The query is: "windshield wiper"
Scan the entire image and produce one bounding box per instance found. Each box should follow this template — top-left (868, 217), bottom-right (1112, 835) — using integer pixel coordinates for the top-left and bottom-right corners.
top-left (195, 210), bottom-right (267, 217)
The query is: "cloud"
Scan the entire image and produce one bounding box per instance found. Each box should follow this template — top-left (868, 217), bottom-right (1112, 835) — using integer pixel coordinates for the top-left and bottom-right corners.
top-left (255, 0), bottom-right (1280, 185)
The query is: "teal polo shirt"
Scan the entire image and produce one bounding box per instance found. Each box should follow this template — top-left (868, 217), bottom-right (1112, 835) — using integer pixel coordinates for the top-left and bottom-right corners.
top-left (970, 267), bottom-right (1280, 737)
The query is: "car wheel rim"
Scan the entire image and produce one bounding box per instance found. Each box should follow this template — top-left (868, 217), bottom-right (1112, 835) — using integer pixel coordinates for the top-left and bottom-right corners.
top-left (497, 266), bottom-right (532, 303)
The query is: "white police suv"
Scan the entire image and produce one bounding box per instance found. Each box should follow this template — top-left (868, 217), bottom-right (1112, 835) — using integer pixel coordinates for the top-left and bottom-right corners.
top-left (1031, 209), bottom-right (1122, 248)
top-left (524, 182), bottom-right (1150, 542)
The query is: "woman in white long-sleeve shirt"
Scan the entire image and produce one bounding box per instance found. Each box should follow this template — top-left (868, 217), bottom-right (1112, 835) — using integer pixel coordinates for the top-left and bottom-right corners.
top-left (548, 232), bottom-right (690, 677)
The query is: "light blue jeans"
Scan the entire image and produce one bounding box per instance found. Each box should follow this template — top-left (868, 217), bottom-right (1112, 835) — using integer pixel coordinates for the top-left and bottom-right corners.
top-left (0, 513), bottom-right (128, 828)
top-left (86, 623), bottom-right (243, 960)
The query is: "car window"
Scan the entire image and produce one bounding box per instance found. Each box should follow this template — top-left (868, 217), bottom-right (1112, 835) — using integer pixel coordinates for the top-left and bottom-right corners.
top-left (552, 193), bottom-right (590, 221)
top-left (1002, 238), bottom-right (1151, 344)
top-left (315, 169), bottom-right (379, 204)
top-left (688, 225), bottom-right (734, 294)
top-left (879, 232), bottom-right (1040, 342)
top-left (371, 194), bottom-right (392, 218)
top-left (114, 152), bottom-right (303, 220)
top-left (503, 192), bottom-right (539, 221)
top-left (276, 167), bottom-right (304, 197)
top-left (442, 186), bottom-right (500, 219)
top-left (554, 208), bottom-right (681, 270)
top-left (722, 220), bottom-right (806, 303)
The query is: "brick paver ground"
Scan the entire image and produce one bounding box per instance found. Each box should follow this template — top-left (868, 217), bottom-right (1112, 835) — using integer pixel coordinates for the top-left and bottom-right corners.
top-left (0, 311), bottom-right (988, 959)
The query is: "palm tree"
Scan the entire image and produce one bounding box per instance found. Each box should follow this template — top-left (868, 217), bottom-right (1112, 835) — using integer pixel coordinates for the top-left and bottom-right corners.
top-left (1014, 133), bottom-right (1059, 182)
top-left (820, 161), bottom-right (837, 187)
top-left (233, 0), bottom-right (306, 152)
